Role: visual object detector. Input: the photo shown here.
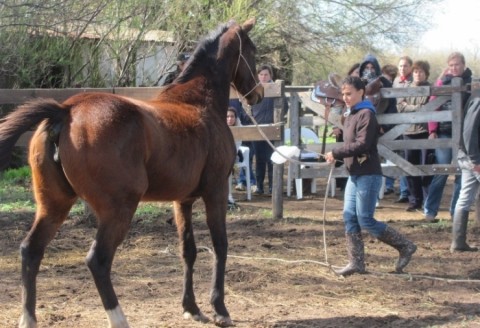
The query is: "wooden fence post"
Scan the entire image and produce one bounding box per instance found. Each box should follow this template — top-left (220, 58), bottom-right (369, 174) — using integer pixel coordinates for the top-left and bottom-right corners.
top-left (272, 160), bottom-right (284, 219)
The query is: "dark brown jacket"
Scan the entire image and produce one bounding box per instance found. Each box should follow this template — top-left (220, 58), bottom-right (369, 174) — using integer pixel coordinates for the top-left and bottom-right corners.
top-left (332, 100), bottom-right (382, 176)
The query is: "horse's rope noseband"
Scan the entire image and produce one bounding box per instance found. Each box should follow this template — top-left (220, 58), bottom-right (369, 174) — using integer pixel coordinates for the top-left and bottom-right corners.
top-left (231, 31), bottom-right (262, 101)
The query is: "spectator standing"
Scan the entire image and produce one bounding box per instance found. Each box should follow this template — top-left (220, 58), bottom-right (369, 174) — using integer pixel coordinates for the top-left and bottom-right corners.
top-left (424, 52), bottom-right (473, 222)
top-left (397, 60), bottom-right (431, 212)
top-left (325, 76), bottom-right (416, 276)
top-left (388, 56), bottom-right (414, 201)
top-left (358, 54), bottom-right (397, 119)
top-left (245, 64), bottom-right (276, 195)
top-left (450, 96), bottom-right (480, 252)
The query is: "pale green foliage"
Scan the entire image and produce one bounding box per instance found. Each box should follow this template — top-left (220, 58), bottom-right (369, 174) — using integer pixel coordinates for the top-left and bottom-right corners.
top-left (0, 0), bottom-right (448, 88)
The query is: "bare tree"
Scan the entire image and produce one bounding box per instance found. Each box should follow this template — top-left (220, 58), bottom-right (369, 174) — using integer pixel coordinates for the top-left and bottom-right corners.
top-left (0, 0), bottom-right (440, 87)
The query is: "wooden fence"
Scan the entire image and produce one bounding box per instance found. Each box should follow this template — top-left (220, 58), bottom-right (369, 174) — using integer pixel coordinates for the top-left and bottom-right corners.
top-left (1, 79), bottom-right (478, 219)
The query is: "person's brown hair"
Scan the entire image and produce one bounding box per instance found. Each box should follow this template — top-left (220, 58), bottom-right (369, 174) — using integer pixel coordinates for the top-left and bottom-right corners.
top-left (347, 63), bottom-right (360, 76)
top-left (381, 64), bottom-right (398, 81)
top-left (227, 106), bottom-right (237, 118)
top-left (412, 60), bottom-right (430, 79)
top-left (399, 55), bottom-right (413, 66)
top-left (257, 64), bottom-right (273, 78)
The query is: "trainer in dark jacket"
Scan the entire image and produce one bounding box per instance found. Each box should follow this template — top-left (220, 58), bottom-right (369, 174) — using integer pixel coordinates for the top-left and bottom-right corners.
top-left (325, 76), bottom-right (416, 277)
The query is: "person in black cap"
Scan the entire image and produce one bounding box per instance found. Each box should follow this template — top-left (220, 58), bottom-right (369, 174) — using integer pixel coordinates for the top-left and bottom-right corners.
top-left (157, 52), bottom-right (190, 86)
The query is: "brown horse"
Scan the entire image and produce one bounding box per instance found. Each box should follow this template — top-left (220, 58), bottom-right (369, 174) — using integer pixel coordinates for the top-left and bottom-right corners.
top-left (0, 19), bottom-right (263, 328)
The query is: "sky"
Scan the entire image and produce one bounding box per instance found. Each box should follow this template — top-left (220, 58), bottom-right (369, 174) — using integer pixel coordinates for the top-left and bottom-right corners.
top-left (420, 0), bottom-right (480, 51)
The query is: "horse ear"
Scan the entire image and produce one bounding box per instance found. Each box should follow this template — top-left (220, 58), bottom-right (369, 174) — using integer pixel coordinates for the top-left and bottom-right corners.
top-left (242, 18), bottom-right (256, 33)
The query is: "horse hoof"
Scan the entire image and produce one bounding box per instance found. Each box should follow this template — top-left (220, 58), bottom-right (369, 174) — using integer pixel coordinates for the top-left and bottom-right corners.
top-left (214, 314), bottom-right (234, 327)
top-left (19, 313), bottom-right (37, 328)
top-left (183, 311), bottom-right (210, 323)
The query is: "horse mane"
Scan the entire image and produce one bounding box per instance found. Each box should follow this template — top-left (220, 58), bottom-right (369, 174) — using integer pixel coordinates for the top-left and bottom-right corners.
top-left (174, 23), bottom-right (230, 85)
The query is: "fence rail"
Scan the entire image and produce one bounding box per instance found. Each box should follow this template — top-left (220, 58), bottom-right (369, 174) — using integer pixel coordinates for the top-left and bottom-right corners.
top-left (2, 79), bottom-right (477, 219)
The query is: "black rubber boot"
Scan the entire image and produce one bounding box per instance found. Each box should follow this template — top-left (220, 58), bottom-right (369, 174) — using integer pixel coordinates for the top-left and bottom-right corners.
top-left (450, 209), bottom-right (478, 252)
top-left (377, 226), bottom-right (417, 273)
top-left (335, 232), bottom-right (366, 276)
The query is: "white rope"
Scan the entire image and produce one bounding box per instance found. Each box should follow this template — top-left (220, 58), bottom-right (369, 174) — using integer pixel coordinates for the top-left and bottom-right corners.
top-left (228, 39), bottom-right (342, 273)
top-left (195, 246), bottom-right (480, 283)
top-left (231, 82), bottom-right (340, 272)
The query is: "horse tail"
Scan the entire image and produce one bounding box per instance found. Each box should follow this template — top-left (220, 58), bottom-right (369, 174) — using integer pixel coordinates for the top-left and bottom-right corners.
top-left (0, 98), bottom-right (68, 170)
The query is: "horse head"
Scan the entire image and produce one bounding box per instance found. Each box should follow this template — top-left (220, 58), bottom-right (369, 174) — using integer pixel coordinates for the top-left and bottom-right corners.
top-left (224, 18), bottom-right (263, 106)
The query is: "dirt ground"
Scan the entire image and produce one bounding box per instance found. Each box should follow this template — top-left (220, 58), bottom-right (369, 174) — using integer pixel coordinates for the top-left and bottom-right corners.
top-left (1, 177), bottom-right (480, 328)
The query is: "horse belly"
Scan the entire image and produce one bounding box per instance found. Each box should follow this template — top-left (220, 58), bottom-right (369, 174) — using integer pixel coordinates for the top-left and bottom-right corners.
top-left (142, 164), bottom-right (204, 201)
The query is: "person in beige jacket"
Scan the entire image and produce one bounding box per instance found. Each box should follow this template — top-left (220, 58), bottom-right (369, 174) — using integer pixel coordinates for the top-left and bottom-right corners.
top-left (397, 60), bottom-right (431, 213)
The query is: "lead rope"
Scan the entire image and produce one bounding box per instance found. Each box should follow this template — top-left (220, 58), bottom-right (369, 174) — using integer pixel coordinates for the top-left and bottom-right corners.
top-left (230, 32), bottom-right (335, 268)
top-left (232, 87), bottom-right (339, 268)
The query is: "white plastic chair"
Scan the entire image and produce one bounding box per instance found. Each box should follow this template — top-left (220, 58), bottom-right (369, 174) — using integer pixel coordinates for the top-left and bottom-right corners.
top-left (228, 146), bottom-right (251, 202)
top-left (284, 128), bottom-right (323, 199)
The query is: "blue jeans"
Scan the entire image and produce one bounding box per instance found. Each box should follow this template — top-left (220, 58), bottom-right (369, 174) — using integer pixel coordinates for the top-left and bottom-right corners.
top-left (400, 176), bottom-right (410, 198)
top-left (385, 177), bottom-right (394, 190)
top-left (343, 175), bottom-right (387, 237)
top-left (384, 176), bottom-right (409, 197)
top-left (455, 167), bottom-right (480, 212)
top-left (424, 134), bottom-right (460, 217)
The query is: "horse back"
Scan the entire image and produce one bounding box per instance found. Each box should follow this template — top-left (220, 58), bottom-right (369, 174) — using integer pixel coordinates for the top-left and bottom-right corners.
top-left (58, 92), bottom-right (234, 201)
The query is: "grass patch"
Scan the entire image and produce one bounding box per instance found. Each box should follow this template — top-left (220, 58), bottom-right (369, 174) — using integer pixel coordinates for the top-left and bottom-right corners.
top-left (1, 166), bottom-right (31, 183)
top-left (0, 167), bottom-right (178, 223)
top-left (0, 166), bottom-right (34, 212)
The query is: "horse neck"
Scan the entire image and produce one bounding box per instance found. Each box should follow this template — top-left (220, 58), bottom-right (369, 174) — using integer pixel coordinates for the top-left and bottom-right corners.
top-left (174, 66), bottom-right (233, 116)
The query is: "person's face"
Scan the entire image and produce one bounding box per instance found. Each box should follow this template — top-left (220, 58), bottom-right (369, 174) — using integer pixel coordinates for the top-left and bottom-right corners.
top-left (398, 59), bottom-right (412, 77)
top-left (226, 111), bottom-right (236, 126)
top-left (447, 57), bottom-right (465, 77)
top-left (258, 69), bottom-right (272, 83)
top-left (342, 83), bottom-right (364, 108)
top-left (350, 67), bottom-right (360, 77)
top-left (364, 63), bottom-right (375, 72)
top-left (413, 68), bottom-right (427, 83)
top-left (362, 63), bottom-right (377, 81)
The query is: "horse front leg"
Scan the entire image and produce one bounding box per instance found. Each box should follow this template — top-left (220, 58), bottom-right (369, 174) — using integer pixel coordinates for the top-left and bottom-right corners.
top-left (174, 201), bottom-right (209, 323)
top-left (204, 195), bottom-right (232, 327)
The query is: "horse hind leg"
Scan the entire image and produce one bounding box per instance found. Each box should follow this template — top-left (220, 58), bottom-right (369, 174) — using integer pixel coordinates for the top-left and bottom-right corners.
top-left (19, 173), bottom-right (77, 327)
top-left (85, 201), bottom-right (139, 328)
top-left (173, 201), bottom-right (209, 324)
